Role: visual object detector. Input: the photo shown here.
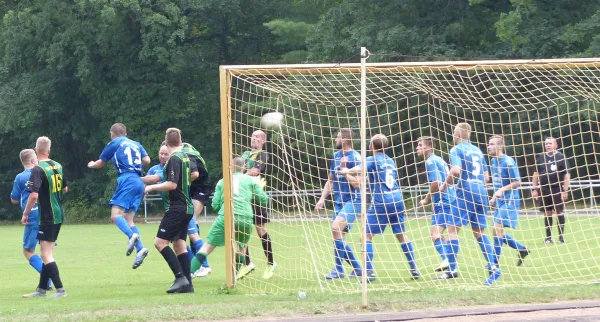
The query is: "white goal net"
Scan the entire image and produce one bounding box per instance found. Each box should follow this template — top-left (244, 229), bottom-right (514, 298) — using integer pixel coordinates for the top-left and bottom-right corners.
top-left (220, 57), bottom-right (600, 296)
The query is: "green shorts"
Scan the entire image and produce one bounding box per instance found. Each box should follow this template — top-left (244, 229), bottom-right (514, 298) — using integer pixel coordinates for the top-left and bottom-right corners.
top-left (206, 215), bottom-right (253, 248)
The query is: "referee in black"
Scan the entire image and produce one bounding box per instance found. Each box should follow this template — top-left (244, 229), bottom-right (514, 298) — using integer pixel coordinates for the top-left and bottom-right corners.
top-left (531, 137), bottom-right (571, 244)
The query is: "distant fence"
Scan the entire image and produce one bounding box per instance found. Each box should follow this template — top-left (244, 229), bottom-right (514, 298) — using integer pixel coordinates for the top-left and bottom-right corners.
top-left (143, 180), bottom-right (600, 222)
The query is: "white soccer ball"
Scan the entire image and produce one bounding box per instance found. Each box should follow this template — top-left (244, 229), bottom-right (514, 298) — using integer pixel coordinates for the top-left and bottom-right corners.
top-left (298, 291), bottom-right (307, 299)
top-left (261, 112), bottom-right (284, 129)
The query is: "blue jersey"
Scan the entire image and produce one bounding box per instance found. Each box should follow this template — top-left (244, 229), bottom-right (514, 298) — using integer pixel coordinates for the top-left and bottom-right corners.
top-left (99, 136), bottom-right (148, 177)
top-left (147, 164), bottom-right (165, 182)
top-left (449, 142), bottom-right (489, 203)
top-left (425, 154), bottom-right (456, 205)
top-left (329, 150), bottom-right (362, 205)
top-left (366, 153), bottom-right (402, 205)
top-left (10, 169), bottom-right (39, 226)
top-left (491, 154), bottom-right (520, 205)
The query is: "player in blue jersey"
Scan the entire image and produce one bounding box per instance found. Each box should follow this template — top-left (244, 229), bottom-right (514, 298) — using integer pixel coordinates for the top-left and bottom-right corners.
top-left (315, 128), bottom-right (363, 279)
top-left (147, 144), bottom-right (170, 179)
top-left (440, 123), bottom-right (501, 286)
top-left (487, 135), bottom-right (530, 267)
top-left (88, 123), bottom-right (151, 268)
top-left (342, 134), bottom-right (420, 281)
top-left (10, 149), bottom-right (49, 287)
top-left (417, 137), bottom-right (465, 279)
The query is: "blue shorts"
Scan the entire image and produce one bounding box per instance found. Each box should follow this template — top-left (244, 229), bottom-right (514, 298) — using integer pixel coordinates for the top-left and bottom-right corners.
top-left (366, 201), bottom-right (405, 235)
top-left (334, 201), bottom-right (360, 232)
top-left (457, 199), bottom-right (488, 229)
top-left (187, 217), bottom-right (199, 235)
top-left (23, 225), bottom-right (39, 250)
top-left (494, 202), bottom-right (520, 229)
top-left (432, 203), bottom-right (466, 228)
top-left (110, 175), bottom-right (144, 213)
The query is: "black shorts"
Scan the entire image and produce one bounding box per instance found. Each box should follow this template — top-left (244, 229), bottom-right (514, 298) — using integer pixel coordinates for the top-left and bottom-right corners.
top-left (190, 184), bottom-right (210, 202)
top-left (38, 223), bottom-right (61, 242)
top-left (253, 204), bottom-right (270, 225)
top-left (538, 189), bottom-right (564, 213)
top-left (156, 209), bottom-right (193, 242)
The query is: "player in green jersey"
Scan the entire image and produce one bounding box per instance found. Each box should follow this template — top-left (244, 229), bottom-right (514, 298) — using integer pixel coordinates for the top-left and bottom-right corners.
top-left (22, 137), bottom-right (68, 298)
top-left (192, 157), bottom-right (269, 278)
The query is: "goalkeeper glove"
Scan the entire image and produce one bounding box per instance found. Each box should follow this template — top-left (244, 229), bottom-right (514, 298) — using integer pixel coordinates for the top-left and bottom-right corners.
top-left (253, 176), bottom-right (267, 189)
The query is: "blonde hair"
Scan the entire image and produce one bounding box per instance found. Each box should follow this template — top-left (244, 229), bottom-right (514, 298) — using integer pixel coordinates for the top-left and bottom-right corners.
top-left (35, 137), bottom-right (51, 155)
top-left (489, 135), bottom-right (504, 145)
top-left (165, 128), bottom-right (182, 147)
top-left (19, 149), bottom-right (36, 165)
top-left (417, 136), bottom-right (434, 149)
top-left (455, 123), bottom-right (471, 140)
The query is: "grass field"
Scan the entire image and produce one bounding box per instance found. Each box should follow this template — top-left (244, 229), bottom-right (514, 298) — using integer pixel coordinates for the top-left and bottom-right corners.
top-left (2, 215), bottom-right (600, 321)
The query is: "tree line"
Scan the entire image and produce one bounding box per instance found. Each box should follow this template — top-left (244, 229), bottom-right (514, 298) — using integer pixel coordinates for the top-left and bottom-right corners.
top-left (1, 0), bottom-right (599, 221)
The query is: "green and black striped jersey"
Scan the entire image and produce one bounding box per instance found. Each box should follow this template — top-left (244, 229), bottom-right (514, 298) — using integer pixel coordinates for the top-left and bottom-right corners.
top-left (181, 142), bottom-right (210, 188)
top-left (162, 151), bottom-right (194, 215)
top-left (28, 160), bottom-right (65, 225)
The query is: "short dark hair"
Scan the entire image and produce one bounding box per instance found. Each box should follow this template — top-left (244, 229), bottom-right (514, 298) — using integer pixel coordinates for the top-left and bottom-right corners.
top-left (340, 128), bottom-right (352, 140)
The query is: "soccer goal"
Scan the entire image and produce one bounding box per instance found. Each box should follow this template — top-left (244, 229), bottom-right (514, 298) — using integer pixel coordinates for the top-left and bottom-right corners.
top-left (219, 49), bottom-right (600, 301)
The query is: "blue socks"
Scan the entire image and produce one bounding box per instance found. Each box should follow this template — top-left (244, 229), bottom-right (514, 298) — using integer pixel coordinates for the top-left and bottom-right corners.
top-left (186, 245), bottom-right (195, 261)
top-left (401, 242), bottom-right (417, 270)
top-left (493, 236), bottom-right (503, 265)
top-left (433, 238), bottom-right (447, 261)
top-left (447, 239), bottom-right (459, 271)
top-left (114, 216), bottom-right (133, 238)
top-left (366, 240), bottom-right (374, 271)
top-left (493, 234), bottom-right (526, 265)
top-left (344, 242), bottom-right (361, 270)
top-left (130, 225), bottom-right (144, 252)
top-left (333, 239), bottom-right (346, 273)
top-left (505, 234), bottom-right (526, 250)
top-left (193, 239), bottom-right (209, 267)
top-left (29, 255), bottom-right (43, 273)
top-left (477, 235), bottom-right (496, 266)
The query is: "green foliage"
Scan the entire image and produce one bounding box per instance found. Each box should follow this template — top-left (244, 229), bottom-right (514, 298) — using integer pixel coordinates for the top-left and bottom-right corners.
top-left (1, 0), bottom-right (600, 222)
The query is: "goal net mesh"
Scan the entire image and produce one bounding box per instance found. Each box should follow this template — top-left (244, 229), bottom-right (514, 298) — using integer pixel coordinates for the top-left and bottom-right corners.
top-left (223, 59), bottom-right (600, 294)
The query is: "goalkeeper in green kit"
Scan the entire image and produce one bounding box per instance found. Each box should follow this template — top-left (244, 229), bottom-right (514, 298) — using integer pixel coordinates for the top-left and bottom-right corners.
top-left (191, 157), bottom-right (268, 277)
